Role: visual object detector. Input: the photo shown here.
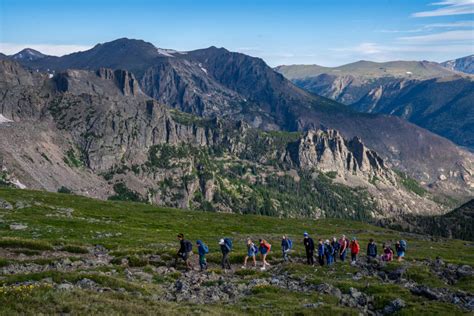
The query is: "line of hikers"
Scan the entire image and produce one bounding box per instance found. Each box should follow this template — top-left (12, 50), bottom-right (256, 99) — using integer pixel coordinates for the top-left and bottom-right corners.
top-left (175, 232), bottom-right (407, 271)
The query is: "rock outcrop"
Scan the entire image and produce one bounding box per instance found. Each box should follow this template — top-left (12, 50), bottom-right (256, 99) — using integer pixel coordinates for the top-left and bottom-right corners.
top-left (285, 129), bottom-right (394, 184)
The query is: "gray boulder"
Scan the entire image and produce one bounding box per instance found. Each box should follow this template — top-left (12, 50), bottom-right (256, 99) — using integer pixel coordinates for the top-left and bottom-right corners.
top-left (382, 298), bottom-right (405, 314)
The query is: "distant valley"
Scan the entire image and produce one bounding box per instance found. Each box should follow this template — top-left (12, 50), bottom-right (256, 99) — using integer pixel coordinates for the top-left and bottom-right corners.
top-left (276, 56), bottom-right (474, 150)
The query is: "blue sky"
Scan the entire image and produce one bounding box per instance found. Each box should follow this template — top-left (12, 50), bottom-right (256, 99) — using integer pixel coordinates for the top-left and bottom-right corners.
top-left (0, 0), bottom-right (473, 66)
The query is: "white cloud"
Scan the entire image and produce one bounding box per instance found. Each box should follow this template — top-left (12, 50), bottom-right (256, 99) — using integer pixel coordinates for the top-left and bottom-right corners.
top-left (413, 0), bottom-right (474, 17)
top-left (0, 43), bottom-right (92, 56)
top-left (333, 43), bottom-right (384, 55)
top-left (378, 20), bottom-right (474, 33)
top-left (398, 30), bottom-right (474, 42)
top-left (425, 20), bottom-right (474, 28)
top-left (331, 42), bottom-right (474, 62)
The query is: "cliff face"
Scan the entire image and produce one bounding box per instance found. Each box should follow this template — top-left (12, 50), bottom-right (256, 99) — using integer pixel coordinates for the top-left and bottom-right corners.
top-left (285, 130), bottom-right (393, 183)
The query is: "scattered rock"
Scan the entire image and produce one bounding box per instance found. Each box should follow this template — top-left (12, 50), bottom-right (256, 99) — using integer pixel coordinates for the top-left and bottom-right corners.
top-left (14, 201), bottom-right (30, 209)
top-left (388, 266), bottom-right (406, 281)
top-left (410, 286), bottom-right (444, 300)
top-left (456, 265), bottom-right (473, 278)
top-left (9, 223), bottom-right (28, 230)
top-left (352, 272), bottom-right (363, 280)
top-left (316, 283), bottom-right (342, 300)
top-left (382, 298), bottom-right (405, 314)
top-left (0, 199), bottom-right (13, 210)
top-left (76, 278), bottom-right (98, 290)
top-left (57, 283), bottom-right (74, 291)
top-left (303, 302), bottom-right (324, 308)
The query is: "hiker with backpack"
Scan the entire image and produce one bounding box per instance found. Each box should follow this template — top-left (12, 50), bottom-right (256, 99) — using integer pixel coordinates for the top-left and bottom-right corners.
top-left (281, 235), bottom-right (293, 262)
top-left (259, 239), bottom-right (271, 270)
top-left (396, 240), bottom-right (407, 262)
top-left (303, 232), bottom-right (315, 265)
top-left (381, 243), bottom-right (394, 262)
top-left (331, 237), bottom-right (340, 263)
top-left (242, 238), bottom-right (258, 269)
top-left (317, 239), bottom-right (325, 266)
top-left (196, 240), bottom-right (209, 271)
top-left (367, 239), bottom-right (377, 261)
top-left (349, 237), bottom-right (360, 263)
top-left (324, 239), bottom-right (334, 265)
top-left (339, 235), bottom-right (349, 262)
top-left (219, 238), bottom-right (232, 270)
top-left (175, 233), bottom-right (193, 270)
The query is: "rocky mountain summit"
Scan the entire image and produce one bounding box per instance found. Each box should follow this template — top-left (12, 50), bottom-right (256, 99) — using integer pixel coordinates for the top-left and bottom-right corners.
top-left (0, 58), bottom-right (449, 219)
top-left (10, 48), bottom-right (47, 62)
top-left (6, 39), bottom-right (473, 200)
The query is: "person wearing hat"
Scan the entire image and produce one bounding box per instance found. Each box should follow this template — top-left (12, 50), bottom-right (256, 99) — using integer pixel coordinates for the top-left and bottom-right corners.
top-left (303, 232), bottom-right (315, 265)
top-left (349, 237), bottom-right (360, 263)
top-left (219, 238), bottom-right (232, 270)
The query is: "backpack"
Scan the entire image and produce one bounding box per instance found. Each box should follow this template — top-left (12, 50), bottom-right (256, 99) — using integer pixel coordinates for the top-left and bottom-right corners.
top-left (287, 239), bottom-right (293, 249)
top-left (399, 240), bottom-right (407, 252)
top-left (202, 243), bottom-right (209, 254)
top-left (251, 244), bottom-right (259, 254)
top-left (264, 240), bottom-right (272, 251)
top-left (368, 243), bottom-right (376, 256)
top-left (184, 240), bottom-right (193, 253)
top-left (325, 244), bottom-right (333, 257)
top-left (224, 238), bottom-right (233, 251)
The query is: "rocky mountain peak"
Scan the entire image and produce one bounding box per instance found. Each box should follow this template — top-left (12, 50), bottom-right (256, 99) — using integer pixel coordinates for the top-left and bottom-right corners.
top-left (11, 48), bottom-right (47, 61)
top-left (286, 129), bottom-right (393, 183)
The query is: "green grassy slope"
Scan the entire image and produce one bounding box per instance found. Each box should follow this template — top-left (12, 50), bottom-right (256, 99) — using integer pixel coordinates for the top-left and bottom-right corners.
top-left (0, 188), bottom-right (473, 315)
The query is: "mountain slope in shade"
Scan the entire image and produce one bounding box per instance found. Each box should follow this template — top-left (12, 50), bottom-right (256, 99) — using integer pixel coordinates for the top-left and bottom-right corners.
top-left (4, 39), bottom-right (474, 198)
top-left (382, 199), bottom-right (474, 241)
top-left (441, 55), bottom-right (474, 75)
top-left (351, 76), bottom-right (474, 149)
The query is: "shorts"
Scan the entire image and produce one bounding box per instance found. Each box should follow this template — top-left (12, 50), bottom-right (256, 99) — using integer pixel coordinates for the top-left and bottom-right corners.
top-left (181, 251), bottom-right (191, 260)
top-left (247, 249), bottom-right (256, 257)
top-left (260, 247), bottom-right (268, 255)
top-left (397, 251), bottom-right (405, 257)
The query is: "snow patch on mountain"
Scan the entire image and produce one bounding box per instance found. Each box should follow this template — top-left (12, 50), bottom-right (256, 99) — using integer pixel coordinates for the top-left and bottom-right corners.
top-left (157, 48), bottom-right (176, 57)
top-left (198, 63), bottom-right (208, 74)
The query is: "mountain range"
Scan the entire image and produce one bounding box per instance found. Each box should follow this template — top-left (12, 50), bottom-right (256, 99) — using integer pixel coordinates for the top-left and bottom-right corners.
top-left (275, 56), bottom-right (474, 150)
top-left (0, 38), bottom-right (473, 222)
